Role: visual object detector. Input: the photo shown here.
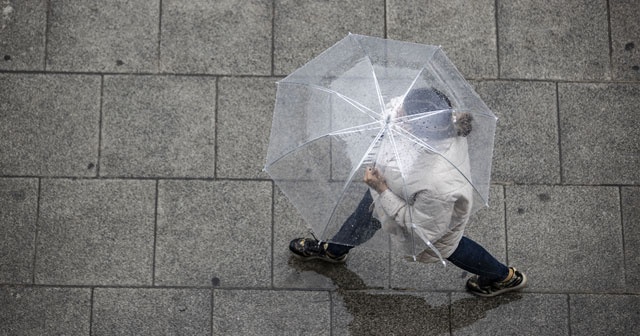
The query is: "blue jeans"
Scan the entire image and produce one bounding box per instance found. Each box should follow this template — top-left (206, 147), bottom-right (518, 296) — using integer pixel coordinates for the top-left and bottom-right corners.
top-left (447, 236), bottom-right (510, 283)
top-left (326, 191), bottom-right (509, 283)
top-left (326, 191), bottom-right (380, 256)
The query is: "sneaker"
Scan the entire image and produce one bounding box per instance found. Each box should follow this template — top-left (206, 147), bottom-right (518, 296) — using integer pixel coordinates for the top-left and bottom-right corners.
top-left (466, 267), bottom-right (527, 297)
top-left (289, 238), bottom-right (347, 264)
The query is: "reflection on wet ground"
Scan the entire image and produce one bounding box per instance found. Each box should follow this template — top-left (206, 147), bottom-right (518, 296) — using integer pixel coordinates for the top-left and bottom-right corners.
top-left (289, 257), bottom-right (522, 336)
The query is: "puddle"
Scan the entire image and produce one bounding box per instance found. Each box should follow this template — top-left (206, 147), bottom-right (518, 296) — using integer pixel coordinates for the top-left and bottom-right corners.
top-left (289, 257), bottom-right (522, 335)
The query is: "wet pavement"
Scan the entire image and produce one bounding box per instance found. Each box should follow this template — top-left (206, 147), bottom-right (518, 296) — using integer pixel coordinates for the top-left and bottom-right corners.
top-left (1, 0), bottom-right (639, 335)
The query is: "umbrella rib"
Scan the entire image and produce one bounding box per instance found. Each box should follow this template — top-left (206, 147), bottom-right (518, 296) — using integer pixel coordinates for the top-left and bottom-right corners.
top-left (264, 133), bottom-right (331, 170)
top-left (394, 108), bottom-right (453, 123)
top-left (368, 62), bottom-right (386, 116)
top-left (349, 34), bottom-right (386, 115)
top-left (264, 121), bottom-right (383, 169)
top-left (456, 108), bottom-right (499, 120)
top-left (422, 57), bottom-right (496, 120)
top-left (319, 124), bottom-right (388, 241)
top-left (399, 67), bottom-right (425, 104)
top-left (399, 107), bottom-right (497, 122)
top-left (386, 128), bottom-right (419, 258)
top-left (424, 52), bottom-right (456, 102)
top-left (393, 127), bottom-right (488, 206)
top-left (327, 120), bottom-right (382, 137)
top-left (387, 128), bottom-right (453, 263)
top-left (345, 123), bottom-right (387, 180)
top-left (423, 54), bottom-right (491, 119)
top-left (277, 81), bottom-right (382, 120)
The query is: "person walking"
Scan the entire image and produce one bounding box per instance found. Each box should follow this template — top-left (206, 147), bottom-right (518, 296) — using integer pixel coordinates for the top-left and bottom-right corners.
top-left (289, 87), bottom-right (527, 297)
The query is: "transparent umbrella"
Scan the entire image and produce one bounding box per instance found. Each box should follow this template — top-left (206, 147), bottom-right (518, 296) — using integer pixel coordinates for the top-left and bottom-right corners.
top-left (265, 34), bottom-right (497, 263)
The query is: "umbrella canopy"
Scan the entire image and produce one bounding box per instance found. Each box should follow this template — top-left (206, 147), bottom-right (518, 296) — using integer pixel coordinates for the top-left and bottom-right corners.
top-left (265, 34), bottom-right (497, 261)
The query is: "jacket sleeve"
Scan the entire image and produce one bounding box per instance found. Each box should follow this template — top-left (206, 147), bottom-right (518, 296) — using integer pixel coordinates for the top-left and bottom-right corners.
top-left (376, 189), bottom-right (454, 243)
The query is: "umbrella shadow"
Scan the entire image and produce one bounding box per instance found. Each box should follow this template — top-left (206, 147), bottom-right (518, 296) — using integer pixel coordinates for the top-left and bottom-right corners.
top-left (288, 257), bottom-right (522, 336)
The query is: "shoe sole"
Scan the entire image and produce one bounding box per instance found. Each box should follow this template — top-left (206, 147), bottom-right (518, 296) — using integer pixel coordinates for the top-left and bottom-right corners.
top-left (468, 272), bottom-right (528, 298)
top-left (291, 252), bottom-right (348, 264)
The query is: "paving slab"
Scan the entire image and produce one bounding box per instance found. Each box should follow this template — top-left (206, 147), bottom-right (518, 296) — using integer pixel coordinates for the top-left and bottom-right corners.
top-left (92, 288), bottom-right (211, 336)
top-left (0, 0), bottom-right (46, 71)
top-left (273, 187), bottom-right (335, 289)
top-left (570, 294), bottom-right (640, 336)
top-left (497, 0), bottom-right (610, 80)
top-left (610, 0), bottom-right (640, 81)
top-left (217, 77), bottom-right (277, 179)
top-left (0, 73), bottom-right (101, 177)
top-left (35, 179), bottom-right (155, 285)
top-left (46, 0), bottom-right (159, 73)
top-left (559, 83), bottom-right (640, 185)
top-left (506, 185), bottom-right (624, 293)
top-left (101, 75), bottom-right (216, 178)
top-left (273, 187), bottom-right (389, 290)
top-left (1, 0), bottom-right (639, 334)
top-left (160, 0), bottom-right (272, 75)
top-left (451, 293), bottom-right (568, 335)
top-left (622, 187), bottom-right (640, 293)
top-left (0, 286), bottom-right (90, 336)
top-left (390, 186), bottom-right (505, 290)
top-left (0, 178), bottom-right (37, 283)
top-left (333, 290), bottom-right (450, 336)
top-left (212, 289), bottom-right (330, 335)
top-left (273, 187), bottom-right (333, 288)
top-left (474, 81), bottom-right (560, 184)
top-left (155, 180), bottom-right (272, 287)
top-left (387, 0), bottom-right (497, 79)
top-left (273, 0), bottom-right (384, 75)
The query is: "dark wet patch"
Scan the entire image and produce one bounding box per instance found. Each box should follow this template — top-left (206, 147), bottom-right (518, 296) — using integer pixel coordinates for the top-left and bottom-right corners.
top-left (341, 291), bottom-right (449, 335)
top-left (625, 42), bottom-right (635, 51)
top-left (517, 208), bottom-right (526, 215)
top-left (211, 277), bottom-right (220, 287)
top-left (288, 256), bottom-right (523, 335)
top-left (632, 65), bottom-right (639, 71)
top-left (116, 59), bottom-right (124, 66)
top-left (87, 163), bottom-right (95, 170)
top-left (537, 193), bottom-right (551, 202)
top-left (451, 294), bottom-right (523, 330)
top-left (3, 55), bottom-right (11, 61)
top-left (10, 190), bottom-right (26, 202)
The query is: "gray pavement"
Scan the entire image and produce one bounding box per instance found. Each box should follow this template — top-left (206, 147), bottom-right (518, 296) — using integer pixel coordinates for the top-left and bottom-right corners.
top-left (0, 0), bottom-right (639, 335)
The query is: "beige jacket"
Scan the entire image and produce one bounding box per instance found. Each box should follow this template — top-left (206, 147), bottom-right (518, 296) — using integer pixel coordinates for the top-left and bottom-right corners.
top-left (371, 136), bottom-right (473, 263)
